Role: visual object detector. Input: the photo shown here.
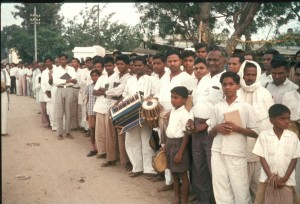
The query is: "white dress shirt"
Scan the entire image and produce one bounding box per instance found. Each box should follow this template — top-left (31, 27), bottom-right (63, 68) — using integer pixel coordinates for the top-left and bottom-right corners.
top-left (122, 74), bottom-right (153, 99)
top-left (93, 74), bottom-right (110, 114)
top-left (253, 129), bottom-right (300, 186)
top-left (166, 106), bottom-right (190, 138)
top-left (53, 65), bottom-right (77, 87)
top-left (266, 78), bottom-right (298, 104)
top-left (105, 72), bottom-right (132, 99)
top-left (282, 90), bottom-right (300, 121)
top-left (41, 68), bottom-right (54, 102)
top-left (260, 72), bottom-right (272, 88)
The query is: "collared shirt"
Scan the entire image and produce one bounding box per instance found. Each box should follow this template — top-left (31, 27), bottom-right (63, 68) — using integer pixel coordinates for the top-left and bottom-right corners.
top-left (41, 68), bottom-right (54, 102)
top-left (105, 72), bottom-right (132, 99)
top-left (73, 68), bottom-right (84, 88)
top-left (78, 68), bottom-right (90, 104)
top-left (122, 74), bottom-right (153, 99)
top-left (86, 83), bottom-right (97, 116)
top-left (53, 65), bottom-right (77, 87)
top-left (155, 71), bottom-right (197, 111)
top-left (35, 72), bottom-right (46, 102)
top-left (253, 129), bottom-right (300, 186)
top-left (166, 106), bottom-right (190, 138)
top-left (17, 68), bottom-right (27, 77)
top-left (260, 72), bottom-right (272, 88)
top-left (208, 97), bottom-right (259, 158)
top-left (93, 74), bottom-right (110, 114)
top-left (1, 69), bottom-right (11, 87)
top-left (266, 78), bottom-right (298, 104)
top-left (282, 90), bottom-right (300, 121)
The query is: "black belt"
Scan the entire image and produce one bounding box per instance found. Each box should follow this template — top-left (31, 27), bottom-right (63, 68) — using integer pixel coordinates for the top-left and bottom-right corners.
top-left (57, 85), bottom-right (72, 88)
top-left (72, 87), bottom-right (80, 89)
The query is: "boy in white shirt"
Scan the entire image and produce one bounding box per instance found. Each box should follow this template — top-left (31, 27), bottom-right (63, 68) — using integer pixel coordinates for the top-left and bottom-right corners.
top-left (164, 86), bottom-right (190, 204)
top-left (253, 104), bottom-right (300, 203)
top-left (208, 71), bottom-right (259, 204)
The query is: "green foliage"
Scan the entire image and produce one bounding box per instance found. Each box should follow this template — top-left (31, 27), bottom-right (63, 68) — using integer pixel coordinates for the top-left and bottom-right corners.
top-left (274, 29), bottom-right (300, 46)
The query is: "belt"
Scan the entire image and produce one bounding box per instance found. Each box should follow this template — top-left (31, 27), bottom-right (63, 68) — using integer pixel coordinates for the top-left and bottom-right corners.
top-left (57, 85), bottom-right (72, 88)
top-left (72, 87), bottom-right (80, 89)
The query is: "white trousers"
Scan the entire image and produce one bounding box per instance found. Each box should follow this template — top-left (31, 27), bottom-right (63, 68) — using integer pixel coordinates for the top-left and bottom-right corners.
top-left (296, 158), bottom-right (300, 194)
top-left (1, 92), bottom-right (8, 134)
top-left (16, 79), bottom-right (20, 95)
top-left (247, 161), bottom-right (261, 203)
top-left (81, 104), bottom-right (88, 130)
top-left (125, 125), bottom-right (156, 174)
top-left (212, 151), bottom-right (250, 204)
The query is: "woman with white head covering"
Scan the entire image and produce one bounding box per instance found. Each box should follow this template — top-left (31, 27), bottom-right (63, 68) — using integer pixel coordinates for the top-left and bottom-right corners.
top-left (237, 60), bottom-right (274, 202)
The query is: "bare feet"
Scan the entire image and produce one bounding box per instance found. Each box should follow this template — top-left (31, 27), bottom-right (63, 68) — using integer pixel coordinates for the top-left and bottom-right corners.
top-left (157, 184), bottom-right (174, 192)
top-left (57, 135), bottom-right (63, 140)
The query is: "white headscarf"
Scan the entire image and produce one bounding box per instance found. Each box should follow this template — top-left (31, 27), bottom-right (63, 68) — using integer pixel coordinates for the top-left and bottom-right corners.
top-left (238, 60), bottom-right (262, 93)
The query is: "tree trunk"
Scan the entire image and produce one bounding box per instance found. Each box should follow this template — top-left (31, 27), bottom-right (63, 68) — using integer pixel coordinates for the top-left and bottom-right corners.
top-left (198, 3), bottom-right (212, 47)
top-left (244, 31), bottom-right (252, 52)
top-left (226, 3), bottom-right (261, 57)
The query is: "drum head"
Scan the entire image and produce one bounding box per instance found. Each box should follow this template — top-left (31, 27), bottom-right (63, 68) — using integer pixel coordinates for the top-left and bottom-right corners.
top-left (142, 98), bottom-right (158, 110)
top-left (152, 151), bottom-right (167, 173)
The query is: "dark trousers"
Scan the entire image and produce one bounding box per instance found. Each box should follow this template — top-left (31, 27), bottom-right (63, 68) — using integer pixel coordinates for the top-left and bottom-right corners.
top-left (10, 76), bottom-right (16, 94)
top-left (192, 130), bottom-right (215, 204)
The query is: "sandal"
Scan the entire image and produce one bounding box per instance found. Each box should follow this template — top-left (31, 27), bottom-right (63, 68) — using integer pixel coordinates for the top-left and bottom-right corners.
top-left (157, 184), bottom-right (174, 192)
top-left (87, 151), bottom-right (98, 157)
top-left (128, 171), bottom-right (143, 178)
top-left (57, 135), bottom-right (63, 140)
top-left (151, 175), bottom-right (164, 182)
top-left (66, 134), bottom-right (74, 139)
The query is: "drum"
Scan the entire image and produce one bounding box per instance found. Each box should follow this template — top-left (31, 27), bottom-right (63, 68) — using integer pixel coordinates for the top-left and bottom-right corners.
top-left (288, 121), bottom-right (300, 139)
top-left (152, 151), bottom-right (167, 173)
top-left (142, 98), bottom-right (163, 129)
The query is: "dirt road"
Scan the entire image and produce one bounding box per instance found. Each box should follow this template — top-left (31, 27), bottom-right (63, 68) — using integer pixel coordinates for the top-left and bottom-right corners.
top-left (2, 95), bottom-right (172, 204)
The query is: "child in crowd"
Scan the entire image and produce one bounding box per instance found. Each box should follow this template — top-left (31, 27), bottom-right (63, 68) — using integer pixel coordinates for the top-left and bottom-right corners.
top-left (253, 104), bottom-right (300, 204)
top-left (208, 71), bottom-right (259, 204)
top-left (85, 69), bottom-right (101, 157)
top-left (164, 86), bottom-right (190, 204)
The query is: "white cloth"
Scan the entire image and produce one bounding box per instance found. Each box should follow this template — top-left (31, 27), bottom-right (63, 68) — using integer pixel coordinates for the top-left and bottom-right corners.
top-left (265, 78), bottom-right (298, 104)
top-left (282, 90), bottom-right (300, 121)
top-left (1, 69), bottom-right (11, 134)
top-left (9, 67), bottom-right (18, 77)
top-left (78, 68), bottom-right (90, 104)
top-left (93, 74), bottom-right (110, 114)
top-left (166, 106), bottom-right (189, 138)
top-left (237, 60), bottom-right (274, 162)
top-left (41, 68), bottom-right (53, 102)
top-left (253, 129), bottom-right (300, 186)
top-left (154, 71), bottom-right (196, 111)
top-left (73, 68), bottom-right (84, 89)
top-left (192, 71), bottom-right (225, 119)
top-left (122, 75), bottom-right (153, 99)
top-left (125, 125), bottom-right (156, 174)
top-left (17, 67), bottom-right (27, 76)
top-left (105, 72), bottom-right (132, 99)
top-left (209, 97), bottom-right (259, 158)
top-left (212, 151), bottom-right (251, 204)
top-left (35, 73), bottom-right (45, 102)
top-left (53, 65), bottom-right (77, 87)
top-left (260, 72), bottom-right (272, 88)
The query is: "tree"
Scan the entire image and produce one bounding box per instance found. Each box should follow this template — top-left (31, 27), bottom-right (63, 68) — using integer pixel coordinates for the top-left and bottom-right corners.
top-left (135, 2), bottom-right (299, 56)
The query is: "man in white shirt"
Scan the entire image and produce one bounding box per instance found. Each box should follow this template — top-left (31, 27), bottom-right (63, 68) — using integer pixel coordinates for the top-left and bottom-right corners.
top-left (1, 66), bottom-right (11, 136)
top-left (122, 56), bottom-right (156, 178)
top-left (41, 56), bottom-right (56, 130)
top-left (189, 46), bottom-right (227, 204)
top-left (25, 64), bottom-right (33, 97)
top-left (17, 62), bottom-right (27, 96)
top-left (104, 54), bottom-right (132, 169)
top-left (70, 57), bottom-right (83, 130)
top-left (32, 63), bottom-right (41, 99)
top-left (9, 63), bottom-right (17, 94)
top-left (228, 54), bottom-right (245, 73)
top-left (260, 49), bottom-right (280, 87)
top-left (181, 50), bottom-right (198, 84)
top-left (265, 54), bottom-right (298, 104)
top-left (53, 54), bottom-right (78, 140)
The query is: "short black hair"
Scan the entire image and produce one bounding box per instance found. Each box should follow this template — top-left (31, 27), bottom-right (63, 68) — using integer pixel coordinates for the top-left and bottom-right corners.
top-left (85, 57), bottom-right (93, 63)
top-left (59, 53), bottom-right (68, 59)
top-left (116, 54), bottom-right (130, 65)
top-left (194, 42), bottom-right (207, 51)
top-left (133, 56), bottom-right (147, 65)
top-left (294, 62), bottom-right (300, 70)
top-left (220, 71), bottom-right (240, 84)
top-left (165, 49), bottom-right (181, 59)
top-left (230, 54), bottom-right (245, 64)
top-left (104, 56), bottom-right (115, 64)
top-left (44, 55), bottom-right (53, 63)
top-left (71, 57), bottom-right (80, 64)
top-left (271, 54), bottom-right (290, 70)
top-left (93, 56), bottom-right (104, 67)
top-left (90, 69), bottom-right (101, 76)
top-left (153, 53), bottom-right (166, 63)
top-left (130, 53), bottom-right (138, 58)
top-left (194, 58), bottom-right (206, 65)
top-left (113, 50), bottom-right (122, 55)
top-left (209, 45), bottom-right (228, 58)
top-left (295, 50), bottom-right (300, 57)
top-left (268, 104), bottom-right (291, 118)
top-left (181, 50), bottom-right (196, 60)
top-left (171, 86), bottom-right (189, 99)
top-left (264, 49), bottom-right (280, 57)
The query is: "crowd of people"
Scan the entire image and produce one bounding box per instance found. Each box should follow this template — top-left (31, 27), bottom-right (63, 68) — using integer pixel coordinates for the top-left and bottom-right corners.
top-left (1, 45), bottom-right (300, 204)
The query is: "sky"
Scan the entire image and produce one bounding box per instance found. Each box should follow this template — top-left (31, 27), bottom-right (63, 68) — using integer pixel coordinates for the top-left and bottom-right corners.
top-left (1, 3), bottom-right (299, 42)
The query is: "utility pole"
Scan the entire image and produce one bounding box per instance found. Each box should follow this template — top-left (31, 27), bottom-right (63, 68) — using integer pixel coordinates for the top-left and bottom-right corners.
top-left (30, 6), bottom-right (40, 61)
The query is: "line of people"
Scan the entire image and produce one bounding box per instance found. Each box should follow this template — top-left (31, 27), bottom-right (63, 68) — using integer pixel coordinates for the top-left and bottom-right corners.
top-left (1, 46), bottom-right (300, 204)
